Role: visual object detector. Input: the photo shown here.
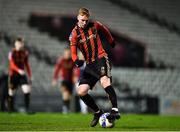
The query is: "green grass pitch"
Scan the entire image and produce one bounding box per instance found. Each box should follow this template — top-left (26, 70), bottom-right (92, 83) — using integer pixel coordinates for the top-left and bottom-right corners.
top-left (0, 112), bottom-right (180, 131)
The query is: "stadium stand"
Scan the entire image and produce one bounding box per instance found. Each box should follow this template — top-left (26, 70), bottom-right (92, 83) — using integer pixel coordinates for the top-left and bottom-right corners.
top-left (120, 0), bottom-right (180, 28)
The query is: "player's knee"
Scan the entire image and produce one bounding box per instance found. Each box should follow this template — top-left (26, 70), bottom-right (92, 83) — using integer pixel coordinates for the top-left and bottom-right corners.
top-left (8, 89), bottom-right (15, 96)
top-left (77, 88), bottom-right (87, 96)
top-left (100, 76), bottom-right (111, 88)
top-left (62, 91), bottom-right (71, 100)
top-left (77, 85), bottom-right (88, 96)
top-left (22, 84), bottom-right (31, 94)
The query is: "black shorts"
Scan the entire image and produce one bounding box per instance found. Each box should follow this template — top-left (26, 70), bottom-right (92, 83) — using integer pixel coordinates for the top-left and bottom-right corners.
top-left (61, 80), bottom-right (73, 93)
top-left (79, 56), bottom-right (112, 89)
top-left (9, 74), bottom-right (29, 89)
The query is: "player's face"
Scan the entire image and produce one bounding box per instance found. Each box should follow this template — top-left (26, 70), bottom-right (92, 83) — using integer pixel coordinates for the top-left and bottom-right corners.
top-left (77, 15), bottom-right (89, 29)
top-left (64, 49), bottom-right (71, 59)
top-left (15, 41), bottom-right (24, 51)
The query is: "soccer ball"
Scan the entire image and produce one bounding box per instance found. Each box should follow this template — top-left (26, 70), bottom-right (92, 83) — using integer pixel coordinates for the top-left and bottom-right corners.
top-left (99, 113), bottom-right (114, 128)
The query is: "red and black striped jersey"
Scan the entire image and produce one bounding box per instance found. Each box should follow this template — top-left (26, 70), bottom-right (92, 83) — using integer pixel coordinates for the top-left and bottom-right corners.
top-left (69, 21), bottom-right (114, 63)
top-left (8, 48), bottom-right (32, 77)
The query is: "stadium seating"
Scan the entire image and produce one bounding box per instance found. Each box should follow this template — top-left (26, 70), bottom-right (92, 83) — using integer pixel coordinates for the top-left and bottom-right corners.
top-left (123, 0), bottom-right (180, 28)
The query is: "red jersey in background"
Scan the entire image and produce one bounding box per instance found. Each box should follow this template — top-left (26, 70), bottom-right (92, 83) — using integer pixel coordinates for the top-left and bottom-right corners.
top-left (8, 48), bottom-right (32, 78)
top-left (53, 58), bottom-right (74, 82)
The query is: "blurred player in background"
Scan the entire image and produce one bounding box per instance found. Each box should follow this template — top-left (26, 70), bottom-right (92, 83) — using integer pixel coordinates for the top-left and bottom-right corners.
top-left (69, 7), bottom-right (120, 127)
top-left (52, 48), bottom-right (74, 113)
top-left (8, 37), bottom-right (32, 113)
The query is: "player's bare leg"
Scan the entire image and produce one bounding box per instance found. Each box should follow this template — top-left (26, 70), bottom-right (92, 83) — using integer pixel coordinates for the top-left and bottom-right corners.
top-left (61, 86), bottom-right (71, 114)
top-left (77, 84), bottom-right (103, 127)
top-left (100, 76), bottom-right (120, 122)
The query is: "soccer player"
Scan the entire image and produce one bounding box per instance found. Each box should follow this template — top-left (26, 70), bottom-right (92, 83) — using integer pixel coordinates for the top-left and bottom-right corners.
top-left (69, 7), bottom-right (120, 127)
top-left (8, 37), bottom-right (32, 113)
top-left (52, 48), bottom-right (74, 113)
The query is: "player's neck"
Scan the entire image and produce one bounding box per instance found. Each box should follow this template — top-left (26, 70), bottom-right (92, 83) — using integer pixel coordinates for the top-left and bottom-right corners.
top-left (15, 48), bottom-right (24, 51)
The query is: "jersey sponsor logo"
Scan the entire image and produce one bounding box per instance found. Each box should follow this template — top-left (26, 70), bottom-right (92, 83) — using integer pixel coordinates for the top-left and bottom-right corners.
top-left (77, 34), bottom-right (81, 38)
top-left (79, 33), bottom-right (96, 44)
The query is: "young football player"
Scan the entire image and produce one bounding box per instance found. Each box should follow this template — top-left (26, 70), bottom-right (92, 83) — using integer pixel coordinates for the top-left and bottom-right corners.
top-left (52, 48), bottom-right (74, 113)
top-left (8, 37), bottom-right (32, 113)
top-left (69, 7), bottom-right (120, 127)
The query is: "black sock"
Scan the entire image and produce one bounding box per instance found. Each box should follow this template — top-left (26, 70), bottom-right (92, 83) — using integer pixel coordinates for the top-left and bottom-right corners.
top-left (80, 94), bottom-right (99, 112)
top-left (8, 96), bottom-right (14, 111)
top-left (105, 86), bottom-right (118, 108)
top-left (24, 93), bottom-right (30, 110)
top-left (1, 96), bottom-right (6, 111)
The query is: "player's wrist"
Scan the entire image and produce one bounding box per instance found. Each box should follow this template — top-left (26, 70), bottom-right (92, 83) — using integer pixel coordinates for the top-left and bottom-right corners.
top-left (74, 59), bottom-right (84, 67)
top-left (28, 77), bottom-right (33, 84)
top-left (18, 69), bottom-right (25, 75)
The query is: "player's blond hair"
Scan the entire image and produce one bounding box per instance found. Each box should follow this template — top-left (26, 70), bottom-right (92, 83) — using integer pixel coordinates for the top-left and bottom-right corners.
top-left (78, 7), bottom-right (90, 17)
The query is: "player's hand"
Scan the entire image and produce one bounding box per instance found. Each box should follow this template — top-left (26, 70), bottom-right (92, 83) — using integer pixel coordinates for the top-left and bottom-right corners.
top-left (52, 80), bottom-right (57, 86)
top-left (110, 41), bottom-right (116, 48)
top-left (18, 69), bottom-right (25, 75)
top-left (29, 77), bottom-right (33, 85)
top-left (75, 59), bottom-right (84, 67)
